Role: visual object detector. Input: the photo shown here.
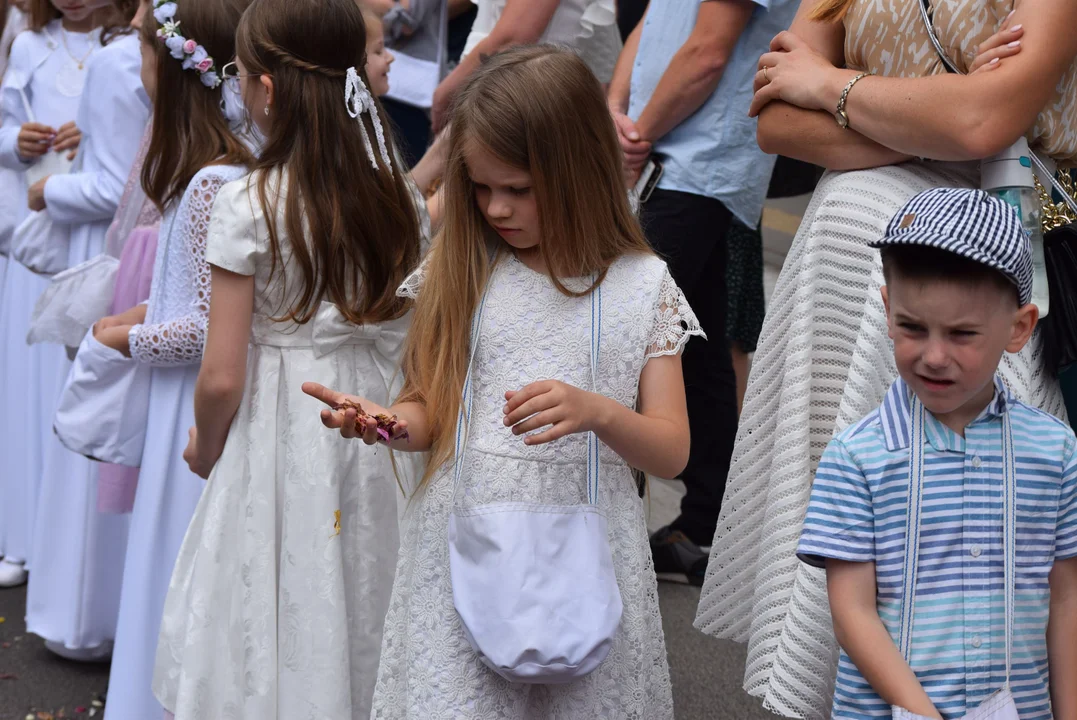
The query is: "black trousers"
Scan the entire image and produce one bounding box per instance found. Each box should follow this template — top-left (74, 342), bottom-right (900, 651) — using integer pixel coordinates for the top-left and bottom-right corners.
top-left (640, 189), bottom-right (738, 546)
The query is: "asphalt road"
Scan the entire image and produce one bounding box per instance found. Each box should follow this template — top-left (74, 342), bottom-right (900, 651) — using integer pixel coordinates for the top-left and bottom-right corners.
top-left (0, 579), bottom-right (779, 720)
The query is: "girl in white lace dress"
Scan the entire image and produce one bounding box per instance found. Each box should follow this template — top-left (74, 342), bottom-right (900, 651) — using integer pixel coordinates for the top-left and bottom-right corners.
top-left (306, 46), bottom-right (699, 720)
top-left (88, 1), bottom-right (255, 716)
top-left (152, 0), bottom-right (424, 717)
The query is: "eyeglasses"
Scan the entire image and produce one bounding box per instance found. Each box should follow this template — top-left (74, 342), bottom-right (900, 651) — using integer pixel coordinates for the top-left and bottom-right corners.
top-left (221, 61), bottom-right (257, 80)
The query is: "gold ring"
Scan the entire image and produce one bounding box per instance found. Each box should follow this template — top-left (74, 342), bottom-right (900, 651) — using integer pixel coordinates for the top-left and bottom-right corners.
top-left (762, 66), bottom-right (770, 82)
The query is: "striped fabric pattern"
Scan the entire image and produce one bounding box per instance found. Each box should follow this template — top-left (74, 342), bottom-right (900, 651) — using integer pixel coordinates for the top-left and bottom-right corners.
top-left (797, 376), bottom-right (1077, 719)
top-left (872, 188), bottom-right (1034, 306)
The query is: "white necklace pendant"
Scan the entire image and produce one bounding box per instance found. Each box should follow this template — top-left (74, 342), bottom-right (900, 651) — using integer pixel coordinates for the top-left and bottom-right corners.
top-left (55, 57), bottom-right (88, 98)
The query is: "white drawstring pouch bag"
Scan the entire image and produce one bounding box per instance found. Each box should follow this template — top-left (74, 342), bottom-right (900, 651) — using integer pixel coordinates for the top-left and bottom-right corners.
top-left (27, 254), bottom-right (119, 348)
top-left (891, 398), bottom-right (1020, 720)
top-left (448, 283), bottom-right (623, 684)
top-left (12, 209), bottom-right (71, 276)
top-left (53, 329), bottom-right (151, 466)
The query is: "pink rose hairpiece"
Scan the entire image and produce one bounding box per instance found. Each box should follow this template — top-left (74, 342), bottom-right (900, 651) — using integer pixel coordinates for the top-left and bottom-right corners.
top-left (153, 0), bottom-right (221, 88)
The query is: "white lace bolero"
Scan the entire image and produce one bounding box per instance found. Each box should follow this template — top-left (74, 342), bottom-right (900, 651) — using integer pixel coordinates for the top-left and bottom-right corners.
top-left (398, 250), bottom-right (704, 360)
top-left (128, 164), bottom-right (249, 365)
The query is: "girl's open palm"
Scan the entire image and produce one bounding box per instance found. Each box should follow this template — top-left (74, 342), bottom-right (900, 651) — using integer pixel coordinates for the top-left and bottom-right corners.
top-left (301, 382), bottom-right (408, 445)
top-left (503, 380), bottom-right (605, 446)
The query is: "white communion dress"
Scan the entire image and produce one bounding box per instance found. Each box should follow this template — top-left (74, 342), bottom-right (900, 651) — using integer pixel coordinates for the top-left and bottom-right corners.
top-left (369, 251), bottom-right (700, 719)
top-left (154, 169), bottom-right (415, 719)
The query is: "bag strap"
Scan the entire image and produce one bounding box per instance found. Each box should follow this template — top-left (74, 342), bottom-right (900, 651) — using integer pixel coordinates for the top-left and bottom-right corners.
top-left (901, 395), bottom-right (1016, 687)
top-left (453, 269), bottom-right (603, 505)
top-left (916, 0), bottom-right (1077, 216)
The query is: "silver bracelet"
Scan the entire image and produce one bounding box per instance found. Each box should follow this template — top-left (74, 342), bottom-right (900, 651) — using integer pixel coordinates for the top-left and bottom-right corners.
top-left (835, 72), bottom-right (872, 130)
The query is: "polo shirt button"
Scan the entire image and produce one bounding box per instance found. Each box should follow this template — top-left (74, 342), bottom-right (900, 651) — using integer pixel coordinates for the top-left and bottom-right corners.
top-left (971, 546), bottom-right (982, 558)
top-left (971, 635), bottom-right (982, 648)
top-left (972, 456), bottom-right (982, 469)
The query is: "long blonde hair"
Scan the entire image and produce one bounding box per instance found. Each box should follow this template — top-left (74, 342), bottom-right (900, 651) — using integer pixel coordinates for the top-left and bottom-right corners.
top-left (810, 0), bottom-right (854, 23)
top-left (399, 45), bottom-right (651, 485)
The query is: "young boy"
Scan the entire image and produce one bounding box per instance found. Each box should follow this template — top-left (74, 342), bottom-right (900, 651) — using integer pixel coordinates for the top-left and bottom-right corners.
top-left (797, 188), bottom-right (1077, 720)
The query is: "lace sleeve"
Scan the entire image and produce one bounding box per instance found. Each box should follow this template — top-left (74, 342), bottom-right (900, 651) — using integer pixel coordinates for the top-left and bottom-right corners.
top-left (397, 255), bottom-right (429, 300)
top-left (129, 173), bottom-right (226, 366)
top-left (644, 268), bottom-right (706, 360)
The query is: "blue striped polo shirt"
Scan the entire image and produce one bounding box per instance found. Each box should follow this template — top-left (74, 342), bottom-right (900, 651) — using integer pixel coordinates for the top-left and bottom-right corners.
top-left (797, 376), bottom-right (1077, 719)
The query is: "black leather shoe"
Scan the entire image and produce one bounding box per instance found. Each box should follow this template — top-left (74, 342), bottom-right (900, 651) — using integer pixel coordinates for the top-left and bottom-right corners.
top-left (649, 526), bottom-right (708, 587)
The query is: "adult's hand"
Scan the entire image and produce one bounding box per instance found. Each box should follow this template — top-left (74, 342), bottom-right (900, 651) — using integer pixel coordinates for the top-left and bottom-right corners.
top-left (750, 31), bottom-right (844, 117)
top-left (610, 108), bottom-right (651, 185)
top-left (969, 13), bottom-right (1024, 75)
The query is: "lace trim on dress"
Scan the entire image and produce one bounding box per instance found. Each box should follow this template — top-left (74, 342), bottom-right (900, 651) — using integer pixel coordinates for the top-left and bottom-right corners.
top-left (130, 173), bottom-right (226, 366)
top-left (396, 256), bottom-right (428, 300)
top-left (645, 269), bottom-right (705, 359)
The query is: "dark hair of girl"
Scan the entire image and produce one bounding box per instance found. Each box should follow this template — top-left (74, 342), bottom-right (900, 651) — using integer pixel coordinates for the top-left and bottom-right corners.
top-left (140, 0), bottom-right (254, 209)
top-left (235, 0), bottom-right (421, 325)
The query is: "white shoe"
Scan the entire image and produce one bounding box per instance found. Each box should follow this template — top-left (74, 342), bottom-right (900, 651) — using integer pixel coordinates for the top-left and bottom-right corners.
top-left (0, 558), bottom-right (27, 587)
top-left (44, 639), bottom-right (113, 662)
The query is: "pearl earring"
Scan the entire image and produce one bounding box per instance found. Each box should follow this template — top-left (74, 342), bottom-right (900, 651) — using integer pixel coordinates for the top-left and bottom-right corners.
top-left (264, 105), bottom-right (270, 116)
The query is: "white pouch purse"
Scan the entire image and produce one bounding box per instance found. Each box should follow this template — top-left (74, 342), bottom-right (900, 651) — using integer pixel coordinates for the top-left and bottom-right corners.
top-left (27, 254), bottom-right (119, 348)
top-left (892, 398), bottom-right (1020, 720)
top-left (53, 329), bottom-right (151, 466)
top-left (12, 209), bottom-right (71, 275)
top-left (448, 283), bottom-right (623, 684)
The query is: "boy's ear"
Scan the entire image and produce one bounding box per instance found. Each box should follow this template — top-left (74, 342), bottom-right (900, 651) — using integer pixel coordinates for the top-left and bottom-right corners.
top-left (1006, 303), bottom-right (1039, 354)
top-left (880, 285), bottom-right (894, 339)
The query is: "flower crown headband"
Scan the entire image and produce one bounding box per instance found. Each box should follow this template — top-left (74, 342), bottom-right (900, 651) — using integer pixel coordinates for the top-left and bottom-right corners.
top-left (153, 0), bottom-right (222, 88)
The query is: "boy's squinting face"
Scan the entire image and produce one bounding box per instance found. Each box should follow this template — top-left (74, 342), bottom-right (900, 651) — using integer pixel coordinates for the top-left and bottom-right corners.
top-left (465, 142), bottom-right (540, 254)
top-left (883, 275), bottom-right (1036, 432)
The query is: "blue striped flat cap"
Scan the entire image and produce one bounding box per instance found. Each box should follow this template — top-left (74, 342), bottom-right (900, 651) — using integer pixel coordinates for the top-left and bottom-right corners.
top-left (872, 187), bottom-right (1033, 305)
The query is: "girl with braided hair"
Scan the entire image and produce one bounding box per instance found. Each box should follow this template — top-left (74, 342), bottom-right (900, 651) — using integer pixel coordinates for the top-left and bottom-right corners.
top-left (153, 0), bottom-right (425, 716)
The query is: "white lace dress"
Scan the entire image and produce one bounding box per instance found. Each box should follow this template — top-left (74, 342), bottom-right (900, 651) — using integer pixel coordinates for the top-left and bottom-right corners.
top-left (693, 161), bottom-right (1067, 719)
top-left (462, 0), bottom-right (622, 83)
top-left (154, 170), bottom-right (416, 720)
top-left (370, 251), bottom-right (698, 720)
top-left (104, 164), bottom-right (246, 720)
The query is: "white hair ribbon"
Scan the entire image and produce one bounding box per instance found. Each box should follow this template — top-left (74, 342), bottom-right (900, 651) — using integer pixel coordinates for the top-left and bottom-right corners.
top-left (344, 67), bottom-right (393, 175)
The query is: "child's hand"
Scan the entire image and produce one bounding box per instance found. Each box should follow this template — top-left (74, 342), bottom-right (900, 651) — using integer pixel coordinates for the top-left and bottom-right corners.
top-left (51, 121), bottom-right (81, 160)
top-left (93, 322), bottom-right (133, 356)
top-left (969, 12), bottom-right (1023, 74)
top-left (182, 427), bottom-right (215, 479)
top-left (17, 122), bottom-right (55, 159)
top-left (302, 382), bottom-right (409, 445)
top-left (503, 380), bottom-right (607, 445)
top-left (27, 177), bottom-right (48, 211)
top-left (97, 305), bottom-right (147, 332)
